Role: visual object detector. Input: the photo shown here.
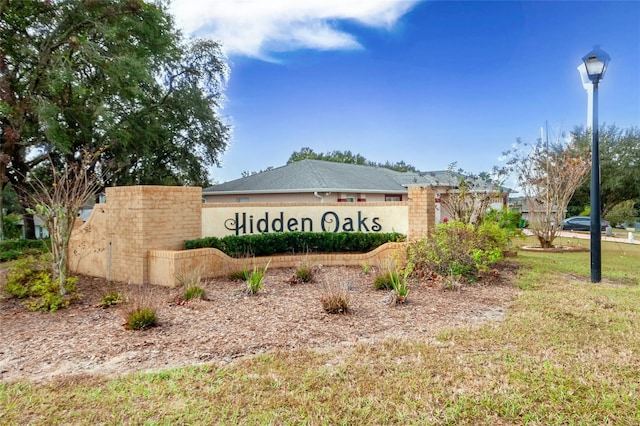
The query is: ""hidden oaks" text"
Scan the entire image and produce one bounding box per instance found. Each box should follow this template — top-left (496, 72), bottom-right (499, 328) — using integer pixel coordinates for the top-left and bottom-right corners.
top-left (224, 211), bottom-right (382, 235)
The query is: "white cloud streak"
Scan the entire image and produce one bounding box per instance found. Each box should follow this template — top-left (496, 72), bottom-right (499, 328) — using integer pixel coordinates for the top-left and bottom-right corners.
top-left (169, 0), bottom-right (421, 59)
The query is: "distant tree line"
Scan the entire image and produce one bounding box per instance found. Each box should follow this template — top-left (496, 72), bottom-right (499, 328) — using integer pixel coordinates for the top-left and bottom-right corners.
top-left (242, 147), bottom-right (421, 177)
top-left (567, 125), bottom-right (640, 221)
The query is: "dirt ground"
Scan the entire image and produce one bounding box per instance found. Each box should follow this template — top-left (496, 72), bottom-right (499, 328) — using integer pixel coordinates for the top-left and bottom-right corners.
top-left (0, 263), bottom-right (520, 383)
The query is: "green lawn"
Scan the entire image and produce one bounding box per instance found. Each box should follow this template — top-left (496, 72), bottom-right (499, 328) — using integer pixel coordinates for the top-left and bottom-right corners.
top-left (1, 240), bottom-right (639, 425)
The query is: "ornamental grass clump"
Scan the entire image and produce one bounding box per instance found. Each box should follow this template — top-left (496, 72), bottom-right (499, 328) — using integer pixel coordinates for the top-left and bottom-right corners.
top-left (295, 267), bottom-right (313, 282)
top-left (388, 267), bottom-right (410, 304)
top-left (293, 261), bottom-right (314, 283)
top-left (246, 261), bottom-right (270, 295)
top-left (184, 285), bottom-right (206, 301)
top-left (288, 256), bottom-right (316, 284)
top-left (177, 267), bottom-right (206, 301)
top-left (373, 271), bottom-right (397, 290)
top-left (229, 268), bottom-right (250, 281)
top-left (125, 307), bottom-right (157, 330)
top-left (122, 285), bottom-right (158, 330)
top-left (320, 282), bottom-right (351, 314)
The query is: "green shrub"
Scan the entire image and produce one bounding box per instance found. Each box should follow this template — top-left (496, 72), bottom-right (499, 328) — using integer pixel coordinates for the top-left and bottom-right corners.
top-left (405, 221), bottom-right (510, 283)
top-left (0, 249), bottom-right (20, 262)
top-left (23, 273), bottom-right (78, 312)
top-left (483, 208), bottom-right (523, 236)
top-left (0, 239), bottom-right (48, 262)
top-left (2, 213), bottom-right (22, 240)
top-left (99, 292), bottom-right (122, 308)
top-left (374, 271), bottom-right (397, 290)
top-left (184, 285), bottom-right (206, 301)
top-left (3, 256), bottom-right (36, 298)
top-left (185, 232), bottom-right (406, 257)
top-left (125, 308), bottom-right (158, 330)
top-left (3, 255), bottom-right (79, 312)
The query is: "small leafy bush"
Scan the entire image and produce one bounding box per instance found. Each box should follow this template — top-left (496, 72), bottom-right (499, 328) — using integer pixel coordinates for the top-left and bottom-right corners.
top-left (176, 267), bottom-right (206, 301)
top-left (361, 263), bottom-right (371, 274)
top-left (374, 271), bottom-right (397, 290)
top-left (3, 255), bottom-right (79, 312)
top-left (246, 261), bottom-right (270, 295)
top-left (184, 285), bottom-right (206, 301)
top-left (405, 221), bottom-right (510, 284)
top-left (99, 292), bottom-right (122, 308)
top-left (23, 272), bottom-right (78, 312)
top-left (483, 208), bottom-right (523, 239)
top-left (320, 283), bottom-right (351, 314)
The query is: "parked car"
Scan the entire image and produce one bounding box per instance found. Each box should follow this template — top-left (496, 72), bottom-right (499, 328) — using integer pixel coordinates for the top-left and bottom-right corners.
top-left (561, 216), bottom-right (609, 232)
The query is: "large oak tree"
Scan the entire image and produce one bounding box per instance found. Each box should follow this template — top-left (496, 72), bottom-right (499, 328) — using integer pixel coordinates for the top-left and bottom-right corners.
top-left (1, 0), bottom-right (230, 237)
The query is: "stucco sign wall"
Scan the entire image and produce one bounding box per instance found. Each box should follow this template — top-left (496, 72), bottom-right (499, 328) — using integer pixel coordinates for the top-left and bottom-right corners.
top-left (202, 202), bottom-right (409, 238)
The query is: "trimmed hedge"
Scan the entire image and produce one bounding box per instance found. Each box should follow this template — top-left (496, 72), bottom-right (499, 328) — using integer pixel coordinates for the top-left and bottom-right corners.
top-left (0, 239), bottom-right (49, 262)
top-left (185, 232), bottom-right (406, 258)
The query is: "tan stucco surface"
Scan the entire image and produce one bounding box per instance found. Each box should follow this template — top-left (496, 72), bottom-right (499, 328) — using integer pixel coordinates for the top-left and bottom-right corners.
top-left (202, 202), bottom-right (408, 237)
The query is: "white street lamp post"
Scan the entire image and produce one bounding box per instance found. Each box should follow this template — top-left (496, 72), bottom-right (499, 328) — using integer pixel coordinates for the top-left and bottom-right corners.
top-left (578, 45), bottom-right (610, 283)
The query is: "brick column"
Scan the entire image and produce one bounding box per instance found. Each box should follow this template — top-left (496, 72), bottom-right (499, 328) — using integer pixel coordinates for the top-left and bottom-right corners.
top-left (69, 186), bottom-right (202, 285)
top-left (407, 186), bottom-right (435, 240)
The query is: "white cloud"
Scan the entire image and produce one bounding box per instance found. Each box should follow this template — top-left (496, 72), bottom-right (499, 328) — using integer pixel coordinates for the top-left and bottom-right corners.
top-left (169, 0), bottom-right (421, 59)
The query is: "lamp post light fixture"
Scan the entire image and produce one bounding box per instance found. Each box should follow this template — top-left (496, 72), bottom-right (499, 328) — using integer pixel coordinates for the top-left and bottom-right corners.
top-left (578, 45), bottom-right (610, 283)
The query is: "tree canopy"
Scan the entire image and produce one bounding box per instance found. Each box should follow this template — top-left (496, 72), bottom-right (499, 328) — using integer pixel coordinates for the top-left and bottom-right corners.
top-left (1, 0), bottom-right (230, 236)
top-left (568, 125), bottom-right (640, 217)
top-left (286, 147), bottom-right (420, 172)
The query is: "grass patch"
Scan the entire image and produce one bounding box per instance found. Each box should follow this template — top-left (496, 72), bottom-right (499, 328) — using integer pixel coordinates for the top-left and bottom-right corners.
top-left (517, 235), bottom-right (640, 285)
top-left (2, 242), bottom-right (639, 424)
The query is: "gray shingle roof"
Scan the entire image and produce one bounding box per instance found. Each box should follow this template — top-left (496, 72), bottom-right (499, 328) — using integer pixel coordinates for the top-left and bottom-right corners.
top-left (203, 159), bottom-right (439, 195)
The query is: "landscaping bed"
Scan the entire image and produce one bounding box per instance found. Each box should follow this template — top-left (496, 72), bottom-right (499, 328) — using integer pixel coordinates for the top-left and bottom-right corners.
top-left (0, 263), bottom-right (519, 383)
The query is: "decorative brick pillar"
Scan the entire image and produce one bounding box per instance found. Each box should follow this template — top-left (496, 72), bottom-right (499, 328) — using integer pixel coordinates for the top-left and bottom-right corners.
top-left (407, 186), bottom-right (435, 240)
top-left (69, 186), bottom-right (202, 285)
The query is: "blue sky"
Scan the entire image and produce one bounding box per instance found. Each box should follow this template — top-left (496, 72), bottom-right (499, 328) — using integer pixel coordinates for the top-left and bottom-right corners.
top-left (170, 0), bottom-right (640, 183)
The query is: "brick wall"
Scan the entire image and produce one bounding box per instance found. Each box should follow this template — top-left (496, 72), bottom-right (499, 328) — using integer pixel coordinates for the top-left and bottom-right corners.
top-left (69, 185), bottom-right (434, 286)
top-left (69, 186), bottom-right (201, 284)
top-left (148, 242), bottom-right (406, 287)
